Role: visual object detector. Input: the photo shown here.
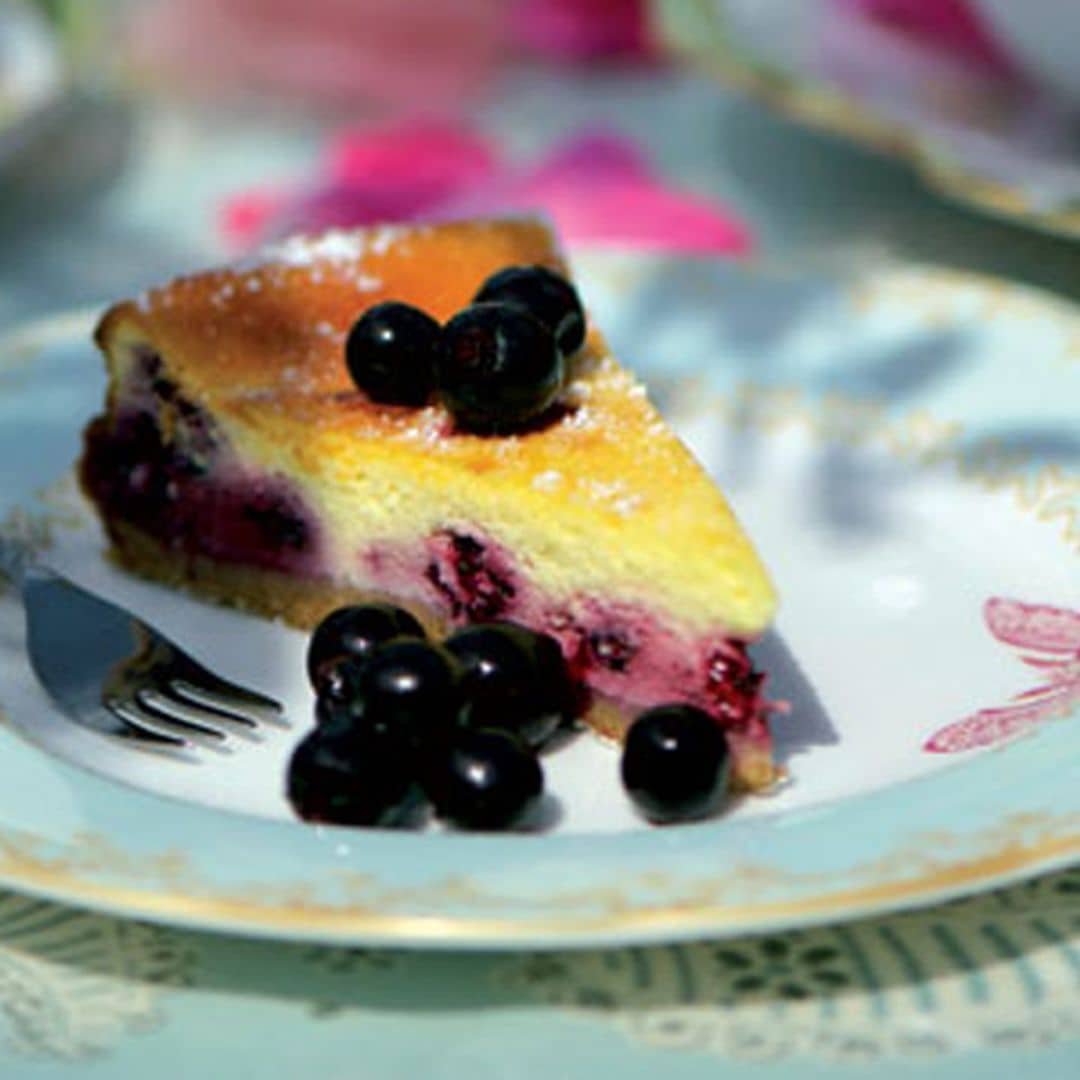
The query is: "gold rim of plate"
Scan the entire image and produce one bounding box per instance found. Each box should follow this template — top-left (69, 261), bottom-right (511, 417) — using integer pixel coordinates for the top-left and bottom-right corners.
top-left (0, 821), bottom-right (1076, 945)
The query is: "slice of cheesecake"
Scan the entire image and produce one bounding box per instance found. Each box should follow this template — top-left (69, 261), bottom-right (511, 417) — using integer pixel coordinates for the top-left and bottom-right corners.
top-left (80, 218), bottom-right (779, 790)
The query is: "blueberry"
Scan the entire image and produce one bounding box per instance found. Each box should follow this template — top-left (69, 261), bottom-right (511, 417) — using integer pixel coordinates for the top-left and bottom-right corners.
top-left (307, 604), bottom-right (425, 689)
top-left (437, 303), bottom-right (563, 432)
top-left (474, 265), bottom-right (586, 355)
top-left (620, 705), bottom-right (730, 824)
top-left (312, 654), bottom-right (414, 745)
top-left (355, 638), bottom-right (464, 749)
top-left (529, 626), bottom-right (576, 714)
top-left (345, 301), bottom-right (441, 406)
top-left (286, 724), bottom-right (414, 826)
top-left (312, 655), bottom-right (365, 718)
top-left (423, 729), bottom-right (543, 830)
top-left (314, 691), bottom-right (359, 735)
top-left (445, 622), bottom-right (567, 748)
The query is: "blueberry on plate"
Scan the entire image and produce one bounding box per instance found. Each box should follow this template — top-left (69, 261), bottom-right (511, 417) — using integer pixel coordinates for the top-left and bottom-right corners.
top-left (312, 655), bottom-right (365, 723)
top-left (355, 638), bottom-right (464, 750)
top-left (307, 603), bottom-right (425, 689)
top-left (312, 657), bottom-right (406, 744)
top-left (523, 624), bottom-right (577, 725)
top-left (345, 300), bottom-right (442, 406)
top-left (423, 728), bottom-right (544, 831)
top-left (620, 704), bottom-right (730, 824)
top-left (445, 621), bottom-right (568, 748)
top-left (286, 724), bottom-right (414, 827)
top-left (473, 265), bottom-right (586, 355)
top-left (437, 302), bottom-right (563, 433)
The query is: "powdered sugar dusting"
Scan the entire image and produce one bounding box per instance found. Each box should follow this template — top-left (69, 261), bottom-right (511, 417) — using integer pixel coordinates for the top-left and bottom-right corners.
top-left (587, 479), bottom-right (643, 517)
top-left (563, 405), bottom-right (595, 430)
top-left (566, 380), bottom-right (592, 403)
top-left (390, 407), bottom-right (448, 447)
top-left (210, 280), bottom-right (236, 308)
top-left (226, 227), bottom-right (399, 296)
top-left (370, 226), bottom-right (404, 256)
top-left (257, 224), bottom-right (408, 269)
top-left (532, 470), bottom-right (563, 492)
top-left (263, 230), bottom-right (367, 267)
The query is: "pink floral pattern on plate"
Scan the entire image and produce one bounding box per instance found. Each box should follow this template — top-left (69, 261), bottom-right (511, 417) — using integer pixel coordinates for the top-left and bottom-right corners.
top-left (924, 598), bottom-right (1080, 753)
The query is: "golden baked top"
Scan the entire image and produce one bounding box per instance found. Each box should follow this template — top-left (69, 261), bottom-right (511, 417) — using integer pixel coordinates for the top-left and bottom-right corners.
top-left (94, 217), bottom-right (776, 636)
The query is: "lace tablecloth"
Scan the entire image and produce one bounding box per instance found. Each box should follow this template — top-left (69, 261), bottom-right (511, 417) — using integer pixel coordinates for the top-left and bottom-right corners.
top-left (0, 869), bottom-right (1075, 1077)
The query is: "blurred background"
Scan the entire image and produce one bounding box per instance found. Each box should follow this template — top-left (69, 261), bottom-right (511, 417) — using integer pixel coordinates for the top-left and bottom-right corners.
top-left (2, 0), bottom-right (1080, 331)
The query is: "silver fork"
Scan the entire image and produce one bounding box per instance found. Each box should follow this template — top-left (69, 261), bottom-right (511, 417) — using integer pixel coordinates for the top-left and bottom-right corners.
top-left (0, 535), bottom-right (284, 749)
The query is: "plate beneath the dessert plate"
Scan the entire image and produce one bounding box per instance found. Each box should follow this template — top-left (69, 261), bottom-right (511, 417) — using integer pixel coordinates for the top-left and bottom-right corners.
top-left (654, 0), bottom-right (1080, 240)
top-left (0, 253), bottom-right (1076, 948)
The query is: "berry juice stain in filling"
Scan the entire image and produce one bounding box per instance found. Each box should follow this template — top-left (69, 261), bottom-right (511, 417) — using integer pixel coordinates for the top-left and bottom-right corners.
top-left (587, 629), bottom-right (638, 672)
top-left (424, 530), bottom-right (516, 621)
top-left (81, 353), bottom-right (322, 574)
top-left (704, 642), bottom-right (763, 729)
top-left (198, 480), bottom-right (316, 570)
top-left (553, 614), bottom-right (766, 733)
top-left (408, 528), bottom-right (766, 731)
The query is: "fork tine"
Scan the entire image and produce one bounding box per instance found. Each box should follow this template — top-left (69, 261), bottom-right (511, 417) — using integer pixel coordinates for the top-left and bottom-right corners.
top-left (135, 687), bottom-right (230, 741)
top-left (104, 696), bottom-right (191, 748)
top-left (168, 679), bottom-right (266, 729)
top-left (171, 658), bottom-right (285, 718)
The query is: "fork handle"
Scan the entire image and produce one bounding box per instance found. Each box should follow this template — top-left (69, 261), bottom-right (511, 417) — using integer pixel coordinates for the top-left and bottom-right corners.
top-left (0, 534), bottom-right (34, 588)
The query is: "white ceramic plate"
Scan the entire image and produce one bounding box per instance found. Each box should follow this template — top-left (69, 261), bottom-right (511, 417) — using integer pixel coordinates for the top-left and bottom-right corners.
top-left (0, 254), bottom-right (1076, 948)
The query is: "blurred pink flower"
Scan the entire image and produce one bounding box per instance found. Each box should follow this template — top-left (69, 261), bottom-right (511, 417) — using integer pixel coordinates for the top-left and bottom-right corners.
top-left (131, 0), bottom-right (658, 107)
top-left (838, 0), bottom-right (1017, 76)
top-left (221, 122), bottom-right (752, 255)
top-left (511, 0), bottom-right (654, 61)
top-left (131, 0), bottom-right (507, 108)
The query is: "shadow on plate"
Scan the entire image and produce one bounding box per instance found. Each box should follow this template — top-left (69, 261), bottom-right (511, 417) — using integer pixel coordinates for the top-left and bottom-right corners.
top-left (751, 630), bottom-right (839, 769)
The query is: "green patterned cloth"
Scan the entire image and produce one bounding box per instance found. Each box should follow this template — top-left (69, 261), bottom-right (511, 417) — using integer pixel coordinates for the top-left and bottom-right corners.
top-left (0, 869), bottom-right (1075, 1075)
